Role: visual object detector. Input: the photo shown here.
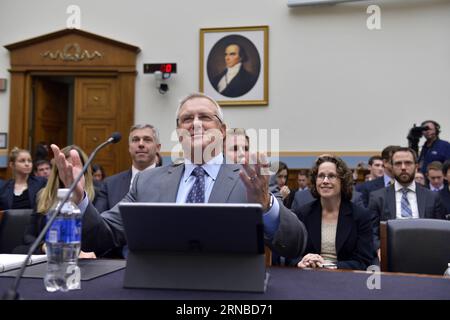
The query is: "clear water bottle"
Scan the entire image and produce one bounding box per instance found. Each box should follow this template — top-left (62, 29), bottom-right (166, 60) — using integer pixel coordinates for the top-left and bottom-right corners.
top-left (44, 188), bottom-right (82, 292)
top-left (444, 263), bottom-right (450, 278)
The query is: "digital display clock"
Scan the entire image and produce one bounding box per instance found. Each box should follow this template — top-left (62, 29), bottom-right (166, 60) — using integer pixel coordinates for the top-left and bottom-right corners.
top-left (143, 63), bottom-right (177, 74)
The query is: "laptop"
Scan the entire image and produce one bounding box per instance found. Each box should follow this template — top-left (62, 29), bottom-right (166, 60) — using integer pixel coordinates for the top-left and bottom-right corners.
top-left (119, 202), bottom-right (269, 292)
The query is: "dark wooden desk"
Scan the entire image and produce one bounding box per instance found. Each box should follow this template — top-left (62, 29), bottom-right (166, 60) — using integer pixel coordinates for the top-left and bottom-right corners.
top-left (1, 264), bottom-right (449, 300)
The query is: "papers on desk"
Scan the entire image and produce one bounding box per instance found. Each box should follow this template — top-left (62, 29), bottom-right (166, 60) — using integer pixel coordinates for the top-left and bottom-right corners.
top-left (0, 254), bottom-right (47, 272)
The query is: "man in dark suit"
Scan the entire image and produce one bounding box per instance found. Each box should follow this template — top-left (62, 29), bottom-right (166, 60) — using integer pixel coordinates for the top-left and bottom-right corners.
top-left (211, 43), bottom-right (258, 98)
top-left (356, 145), bottom-right (401, 207)
top-left (51, 93), bottom-right (307, 259)
top-left (369, 147), bottom-right (444, 251)
top-left (94, 124), bottom-right (161, 213)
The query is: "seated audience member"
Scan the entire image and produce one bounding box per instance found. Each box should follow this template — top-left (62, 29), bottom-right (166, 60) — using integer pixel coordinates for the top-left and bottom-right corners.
top-left (34, 159), bottom-right (52, 179)
top-left (269, 161), bottom-right (295, 209)
top-left (294, 155), bottom-right (374, 270)
top-left (296, 170), bottom-right (310, 192)
top-left (439, 160), bottom-right (450, 217)
top-left (291, 177), bottom-right (364, 212)
top-left (92, 164), bottom-right (106, 182)
top-left (426, 161), bottom-right (445, 191)
top-left (369, 147), bottom-right (445, 253)
top-left (51, 93), bottom-right (307, 260)
top-left (34, 141), bottom-right (49, 162)
top-left (94, 124), bottom-right (161, 213)
top-left (0, 147), bottom-right (46, 211)
top-left (224, 128), bottom-right (249, 164)
top-left (367, 155), bottom-right (384, 181)
top-left (13, 145), bottom-right (96, 259)
top-left (414, 171), bottom-right (426, 186)
top-left (356, 145), bottom-right (401, 207)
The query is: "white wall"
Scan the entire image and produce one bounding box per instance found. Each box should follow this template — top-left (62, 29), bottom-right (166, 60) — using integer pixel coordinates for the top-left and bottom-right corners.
top-left (0, 0), bottom-right (449, 154)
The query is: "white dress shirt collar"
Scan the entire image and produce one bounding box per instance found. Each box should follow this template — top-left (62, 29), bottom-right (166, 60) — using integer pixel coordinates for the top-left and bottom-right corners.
top-left (183, 153), bottom-right (223, 182)
top-left (130, 163), bottom-right (156, 188)
top-left (394, 180), bottom-right (416, 193)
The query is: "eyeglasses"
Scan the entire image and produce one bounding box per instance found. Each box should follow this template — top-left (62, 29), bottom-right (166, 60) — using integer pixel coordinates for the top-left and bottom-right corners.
top-left (177, 113), bottom-right (221, 126)
top-left (130, 136), bottom-right (154, 144)
top-left (393, 160), bottom-right (414, 168)
top-left (227, 128), bottom-right (247, 135)
top-left (317, 173), bottom-right (338, 182)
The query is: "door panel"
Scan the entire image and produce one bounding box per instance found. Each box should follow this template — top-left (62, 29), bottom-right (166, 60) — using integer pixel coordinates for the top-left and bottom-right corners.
top-left (33, 78), bottom-right (68, 152)
top-left (74, 77), bottom-right (119, 176)
top-left (78, 80), bottom-right (117, 118)
top-left (76, 120), bottom-right (117, 175)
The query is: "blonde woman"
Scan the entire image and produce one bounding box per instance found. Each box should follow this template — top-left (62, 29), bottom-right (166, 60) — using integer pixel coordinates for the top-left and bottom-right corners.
top-left (0, 147), bottom-right (46, 211)
top-left (14, 145), bottom-right (95, 258)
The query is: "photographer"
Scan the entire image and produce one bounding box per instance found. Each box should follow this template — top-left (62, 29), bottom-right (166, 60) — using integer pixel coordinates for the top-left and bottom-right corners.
top-left (417, 120), bottom-right (450, 174)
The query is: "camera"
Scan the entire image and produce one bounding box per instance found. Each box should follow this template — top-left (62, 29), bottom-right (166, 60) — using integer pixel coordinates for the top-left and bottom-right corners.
top-left (409, 125), bottom-right (429, 139)
top-left (154, 71), bottom-right (170, 94)
top-left (158, 83), bottom-right (169, 94)
top-left (407, 124), bottom-right (429, 154)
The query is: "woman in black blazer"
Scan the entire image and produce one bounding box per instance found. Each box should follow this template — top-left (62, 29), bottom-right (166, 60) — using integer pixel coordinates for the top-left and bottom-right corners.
top-left (0, 147), bottom-right (46, 211)
top-left (293, 155), bottom-right (375, 270)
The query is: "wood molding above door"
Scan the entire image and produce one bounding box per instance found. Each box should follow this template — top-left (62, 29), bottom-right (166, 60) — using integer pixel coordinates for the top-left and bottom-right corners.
top-left (4, 29), bottom-right (140, 178)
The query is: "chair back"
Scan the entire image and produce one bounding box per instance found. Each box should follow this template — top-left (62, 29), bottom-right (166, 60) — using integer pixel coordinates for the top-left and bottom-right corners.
top-left (0, 209), bottom-right (33, 253)
top-left (381, 219), bottom-right (450, 275)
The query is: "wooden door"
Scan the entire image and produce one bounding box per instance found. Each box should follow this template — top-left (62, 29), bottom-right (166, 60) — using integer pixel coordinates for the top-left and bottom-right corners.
top-left (73, 77), bottom-right (119, 176)
top-left (32, 78), bottom-right (68, 154)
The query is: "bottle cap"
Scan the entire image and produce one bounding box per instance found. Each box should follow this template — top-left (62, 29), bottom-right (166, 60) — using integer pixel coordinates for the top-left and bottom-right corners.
top-left (57, 188), bottom-right (71, 199)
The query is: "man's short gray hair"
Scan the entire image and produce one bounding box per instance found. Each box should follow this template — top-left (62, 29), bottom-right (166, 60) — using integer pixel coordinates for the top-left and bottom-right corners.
top-left (129, 124), bottom-right (160, 144)
top-left (175, 92), bottom-right (224, 126)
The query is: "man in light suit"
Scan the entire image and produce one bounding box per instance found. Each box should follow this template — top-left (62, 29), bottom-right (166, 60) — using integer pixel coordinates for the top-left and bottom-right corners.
top-left (94, 124), bottom-right (161, 213)
top-left (369, 147), bottom-right (444, 251)
top-left (51, 93), bottom-right (307, 258)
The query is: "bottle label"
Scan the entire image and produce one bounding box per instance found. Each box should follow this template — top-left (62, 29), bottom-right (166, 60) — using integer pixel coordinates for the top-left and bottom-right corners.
top-left (46, 217), bottom-right (82, 243)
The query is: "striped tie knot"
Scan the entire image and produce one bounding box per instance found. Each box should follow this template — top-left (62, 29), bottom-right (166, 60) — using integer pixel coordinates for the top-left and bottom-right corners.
top-left (400, 187), bottom-right (412, 218)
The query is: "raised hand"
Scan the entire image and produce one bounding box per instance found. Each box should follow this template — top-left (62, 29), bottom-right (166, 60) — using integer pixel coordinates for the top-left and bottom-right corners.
top-left (239, 153), bottom-right (271, 212)
top-left (50, 144), bottom-right (85, 204)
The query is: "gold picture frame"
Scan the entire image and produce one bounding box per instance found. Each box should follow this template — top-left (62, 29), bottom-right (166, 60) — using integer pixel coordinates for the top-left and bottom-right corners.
top-left (200, 26), bottom-right (268, 106)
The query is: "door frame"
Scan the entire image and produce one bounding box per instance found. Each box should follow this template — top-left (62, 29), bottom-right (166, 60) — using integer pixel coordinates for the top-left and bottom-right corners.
top-left (4, 29), bottom-right (140, 178)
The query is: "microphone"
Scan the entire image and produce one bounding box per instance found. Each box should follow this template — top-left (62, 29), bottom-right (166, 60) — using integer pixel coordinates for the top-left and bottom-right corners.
top-left (2, 132), bottom-right (122, 300)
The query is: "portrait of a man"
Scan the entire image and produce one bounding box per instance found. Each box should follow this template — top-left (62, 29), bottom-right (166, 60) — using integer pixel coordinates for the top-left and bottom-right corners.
top-left (207, 35), bottom-right (260, 98)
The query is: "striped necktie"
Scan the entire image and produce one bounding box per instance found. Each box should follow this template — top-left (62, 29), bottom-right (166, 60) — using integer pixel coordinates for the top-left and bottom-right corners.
top-left (400, 188), bottom-right (413, 218)
top-left (186, 166), bottom-right (206, 203)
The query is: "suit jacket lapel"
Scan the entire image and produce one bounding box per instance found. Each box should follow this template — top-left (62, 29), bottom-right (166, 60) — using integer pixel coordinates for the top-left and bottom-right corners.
top-left (307, 201), bottom-right (322, 253)
top-left (416, 186), bottom-right (426, 218)
top-left (386, 186), bottom-right (397, 219)
top-left (118, 170), bottom-right (132, 199)
top-left (159, 164), bottom-right (185, 202)
top-left (335, 201), bottom-right (352, 254)
top-left (208, 164), bottom-right (241, 203)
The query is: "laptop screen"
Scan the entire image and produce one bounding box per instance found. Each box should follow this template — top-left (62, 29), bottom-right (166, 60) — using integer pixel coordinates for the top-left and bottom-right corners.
top-left (119, 202), bottom-right (264, 254)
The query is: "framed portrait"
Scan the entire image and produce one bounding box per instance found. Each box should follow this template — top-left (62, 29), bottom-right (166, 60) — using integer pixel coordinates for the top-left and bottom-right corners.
top-left (200, 26), bottom-right (268, 106)
top-left (0, 133), bottom-right (7, 149)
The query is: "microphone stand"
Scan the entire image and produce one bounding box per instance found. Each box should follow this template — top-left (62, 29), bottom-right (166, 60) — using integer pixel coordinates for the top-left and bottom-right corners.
top-left (2, 133), bottom-right (121, 300)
